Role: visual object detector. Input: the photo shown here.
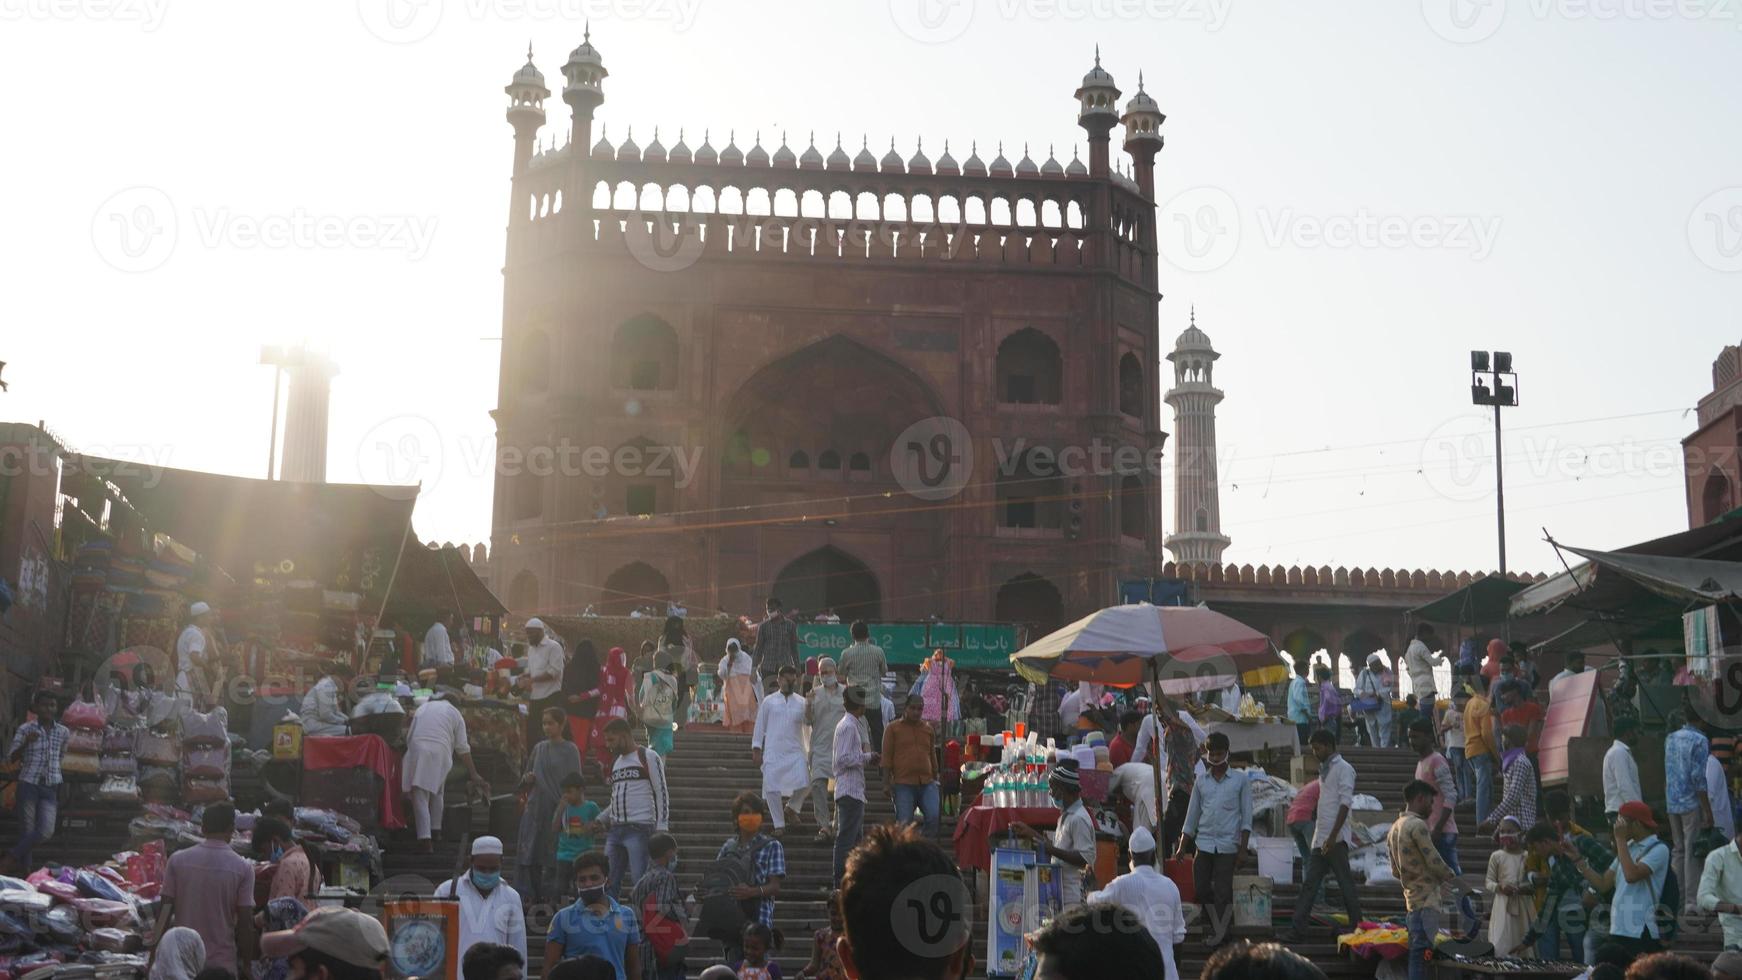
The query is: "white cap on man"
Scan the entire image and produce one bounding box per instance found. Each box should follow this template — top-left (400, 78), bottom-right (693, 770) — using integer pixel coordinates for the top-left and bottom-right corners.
top-left (472, 836), bottom-right (504, 857)
top-left (190, 602), bottom-right (211, 617)
top-left (1129, 826), bottom-right (1156, 855)
top-left (525, 618), bottom-right (545, 631)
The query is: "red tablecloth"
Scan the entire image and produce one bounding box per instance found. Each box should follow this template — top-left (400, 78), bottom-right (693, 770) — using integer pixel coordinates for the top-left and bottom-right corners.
top-left (302, 734), bottom-right (407, 830)
top-left (951, 806), bottom-right (1060, 872)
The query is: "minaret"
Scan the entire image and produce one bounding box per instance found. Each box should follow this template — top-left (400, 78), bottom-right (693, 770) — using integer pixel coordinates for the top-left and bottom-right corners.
top-left (561, 26), bottom-right (607, 155)
top-left (505, 44), bottom-right (550, 183)
top-left (1165, 309), bottom-right (1231, 566)
top-left (1073, 46), bottom-right (1121, 179)
top-left (279, 349), bottom-right (338, 484)
top-left (1119, 72), bottom-right (1165, 202)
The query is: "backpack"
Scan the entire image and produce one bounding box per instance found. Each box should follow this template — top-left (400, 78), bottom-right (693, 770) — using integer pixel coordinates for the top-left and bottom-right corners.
top-left (1647, 839), bottom-right (1680, 941)
top-left (695, 837), bottom-right (770, 943)
top-left (640, 881), bottom-right (689, 968)
top-left (641, 672), bottom-right (678, 726)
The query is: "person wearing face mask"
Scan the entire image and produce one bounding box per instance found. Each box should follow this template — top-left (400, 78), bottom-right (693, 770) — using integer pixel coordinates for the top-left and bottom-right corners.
top-left (1175, 731), bottom-right (1252, 948)
top-left (1010, 759), bottom-right (1097, 905)
top-left (803, 658), bottom-right (846, 843)
top-left (714, 792), bottom-right (787, 965)
top-left (435, 836), bottom-right (528, 968)
top-left (254, 817), bottom-right (321, 902)
top-left (752, 665), bottom-right (811, 836)
top-left (545, 851), bottom-right (642, 980)
top-left (1277, 729), bottom-right (1362, 943)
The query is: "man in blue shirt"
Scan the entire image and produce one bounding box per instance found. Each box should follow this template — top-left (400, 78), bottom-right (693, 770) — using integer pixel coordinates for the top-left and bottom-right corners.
top-left (1286, 660), bottom-right (1313, 747)
top-left (1175, 731), bottom-right (1252, 947)
top-left (544, 851), bottom-right (641, 980)
top-left (1567, 800), bottom-right (1669, 962)
top-left (1665, 711), bottom-right (1713, 915)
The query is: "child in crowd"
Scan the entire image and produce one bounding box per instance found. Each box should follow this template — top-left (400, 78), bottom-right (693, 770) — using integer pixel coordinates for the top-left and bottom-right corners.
top-left (1485, 816), bottom-right (1532, 957)
top-left (1439, 694), bottom-right (1468, 800)
top-left (553, 772), bottom-right (603, 900)
top-left (732, 922), bottom-right (782, 980)
top-left (630, 833), bottom-right (689, 980)
top-left (798, 890), bottom-right (846, 980)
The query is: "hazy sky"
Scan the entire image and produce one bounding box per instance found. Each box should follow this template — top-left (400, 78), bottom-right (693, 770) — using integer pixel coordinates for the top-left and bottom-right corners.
top-left (3, 0), bottom-right (1738, 579)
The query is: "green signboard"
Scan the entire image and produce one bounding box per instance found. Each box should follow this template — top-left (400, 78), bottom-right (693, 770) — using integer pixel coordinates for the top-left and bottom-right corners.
top-left (796, 622), bottom-right (1023, 670)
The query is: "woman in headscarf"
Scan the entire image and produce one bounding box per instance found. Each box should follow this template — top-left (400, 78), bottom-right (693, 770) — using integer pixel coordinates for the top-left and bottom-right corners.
top-left (1355, 654), bottom-right (1394, 748)
top-left (561, 637), bottom-right (603, 762)
top-left (517, 706), bottom-right (582, 902)
top-left (720, 638), bottom-right (758, 734)
top-left (149, 926), bottom-right (206, 980)
top-left (596, 646), bottom-right (634, 738)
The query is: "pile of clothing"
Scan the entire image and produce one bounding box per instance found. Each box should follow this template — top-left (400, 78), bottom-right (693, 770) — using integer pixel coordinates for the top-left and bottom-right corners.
top-left (0, 855), bottom-right (164, 977)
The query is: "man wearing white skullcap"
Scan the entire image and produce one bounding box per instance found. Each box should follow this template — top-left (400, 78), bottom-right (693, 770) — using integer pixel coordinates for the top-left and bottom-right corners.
top-left (523, 618), bottom-right (565, 749)
top-left (435, 835), bottom-right (526, 966)
top-left (174, 601), bottom-right (219, 708)
top-left (1087, 825), bottom-right (1185, 980)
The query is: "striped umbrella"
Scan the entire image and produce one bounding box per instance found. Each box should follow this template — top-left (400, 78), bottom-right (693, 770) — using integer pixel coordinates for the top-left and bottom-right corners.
top-left (1010, 603), bottom-right (1277, 689)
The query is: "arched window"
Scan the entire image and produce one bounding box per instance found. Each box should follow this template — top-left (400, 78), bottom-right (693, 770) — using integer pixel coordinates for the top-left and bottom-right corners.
top-left (1195, 507), bottom-right (1209, 532)
top-left (1015, 198), bottom-right (1037, 226)
top-left (1118, 352), bottom-right (1143, 417)
top-left (514, 471), bottom-right (545, 521)
top-left (966, 197), bottom-right (987, 225)
top-left (829, 190), bottom-right (853, 220)
top-left (788, 450), bottom-right (810, 470)
top-left (848, 452), bottom-right (871, 472)
top-left (912, 195), bottom-right (934, 223)
top-left (997, 449), bottom-right (1062, 529)
top-left (996, 328), bottom-right (1063, 405)
top-left (516, 329), bottom-right (550, 393)
top-left (1120, 475), bottom-right (1146, 540)
top-left (777, 188), bottom-right (801, 217)
top-left (507, 570), bottom-right (540, 612)
top-left (818, 449), bottom-right (842, 470)
top-left (693, 186), bottom-right (717, 213)
top-left (611, 314), bottom-right (679, 391)
top-left (990, 198), bottom-right (1013, 225)
top-left (1704, 470), bottom-right (1733, 523)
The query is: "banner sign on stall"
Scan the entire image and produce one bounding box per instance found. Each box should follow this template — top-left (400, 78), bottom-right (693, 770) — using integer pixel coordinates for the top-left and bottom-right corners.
top-left (796, 622), bottom-right (1021, 669)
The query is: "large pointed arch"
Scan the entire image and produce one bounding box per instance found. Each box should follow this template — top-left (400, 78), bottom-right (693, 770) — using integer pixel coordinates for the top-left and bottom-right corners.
top-left (994, 572), bottom-right (1065, 636)
top-left (599, 561), bottom-right (671, 616)
top-left (772, 546), bottom-right (881, 621)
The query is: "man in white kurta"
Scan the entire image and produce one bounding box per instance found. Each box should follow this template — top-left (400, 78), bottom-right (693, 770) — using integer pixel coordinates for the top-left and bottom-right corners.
top-left (800, 659), bottom-right (847, 841)
top-left (300, 665), bottom-right (350, 737)
top-left (1088, 827), bottom-right (1185, 980)
top-left (175, 602), bottom-right (216, 705)
top-left (401, 694), bottom-right (489, 849)
top-left (422, 616), bottom-right (454, 668)
top-left (1112, 761), bottom-right (1162, 835)
top-left (752, 665), bottom-right (810, 832)
top-left (432, 835), bottom-right (526, 965)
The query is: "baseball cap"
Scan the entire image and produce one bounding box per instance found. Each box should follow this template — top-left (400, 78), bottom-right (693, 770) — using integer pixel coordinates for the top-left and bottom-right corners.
top-left (260, 907), bottom-right (389, 970)
top-left (1618, 800), bottom-right (1657, 830)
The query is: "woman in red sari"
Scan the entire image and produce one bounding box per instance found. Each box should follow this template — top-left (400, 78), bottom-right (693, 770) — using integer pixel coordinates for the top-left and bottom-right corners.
top-left (591, 646), bottom-right (634, 766)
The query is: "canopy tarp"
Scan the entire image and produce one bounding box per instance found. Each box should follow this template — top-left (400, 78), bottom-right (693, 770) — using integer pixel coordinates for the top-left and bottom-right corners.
top-left (64, 454), bottom-right (417, 593)
top-left (1010, 603), bottom-right (1278, 688)
top-left (1408, 576), bottom-right (1531, 626)
top-left (385, 544), bottom-right (507, 619)
top-left (1511, 545), bottom-right (1742, 620)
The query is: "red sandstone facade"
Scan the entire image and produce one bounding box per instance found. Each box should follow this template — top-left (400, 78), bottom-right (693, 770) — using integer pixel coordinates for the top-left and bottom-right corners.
top-left (1684, 342), bottom-right (1742, 527)
top-left (487, 39), bottom-right (1169, 634)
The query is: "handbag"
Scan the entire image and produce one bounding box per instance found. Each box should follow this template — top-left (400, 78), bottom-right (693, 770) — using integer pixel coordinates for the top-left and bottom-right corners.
top-left (182, 745), bottom-right (230, 778)
top-left (66, 728), bottom-right (104, 755)
top-left (180, 708), bottom-right (229, 748)
top-left (62, 698), bottom-right (107, 731)
top-left (1351, 674), bottom-right (1383, 713)
top-left (137, 732), bottom-right (180, 767)
top-left (182, 775), bottom-right (230, 804)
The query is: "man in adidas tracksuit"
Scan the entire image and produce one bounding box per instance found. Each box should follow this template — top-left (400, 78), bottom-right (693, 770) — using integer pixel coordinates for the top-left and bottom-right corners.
top-left (602, 718), bottom-right (670, 899)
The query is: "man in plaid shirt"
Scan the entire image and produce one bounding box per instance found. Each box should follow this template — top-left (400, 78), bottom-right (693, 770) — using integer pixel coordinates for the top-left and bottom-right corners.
top-left (5, 691), bottom-right (68, 872)
top-left (1026, 679), bottom-right (1067, 744)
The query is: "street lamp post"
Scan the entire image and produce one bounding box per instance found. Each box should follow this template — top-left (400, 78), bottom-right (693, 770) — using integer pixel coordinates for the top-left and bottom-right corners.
top-left (1470, 351), bottom-right (1519, 575)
